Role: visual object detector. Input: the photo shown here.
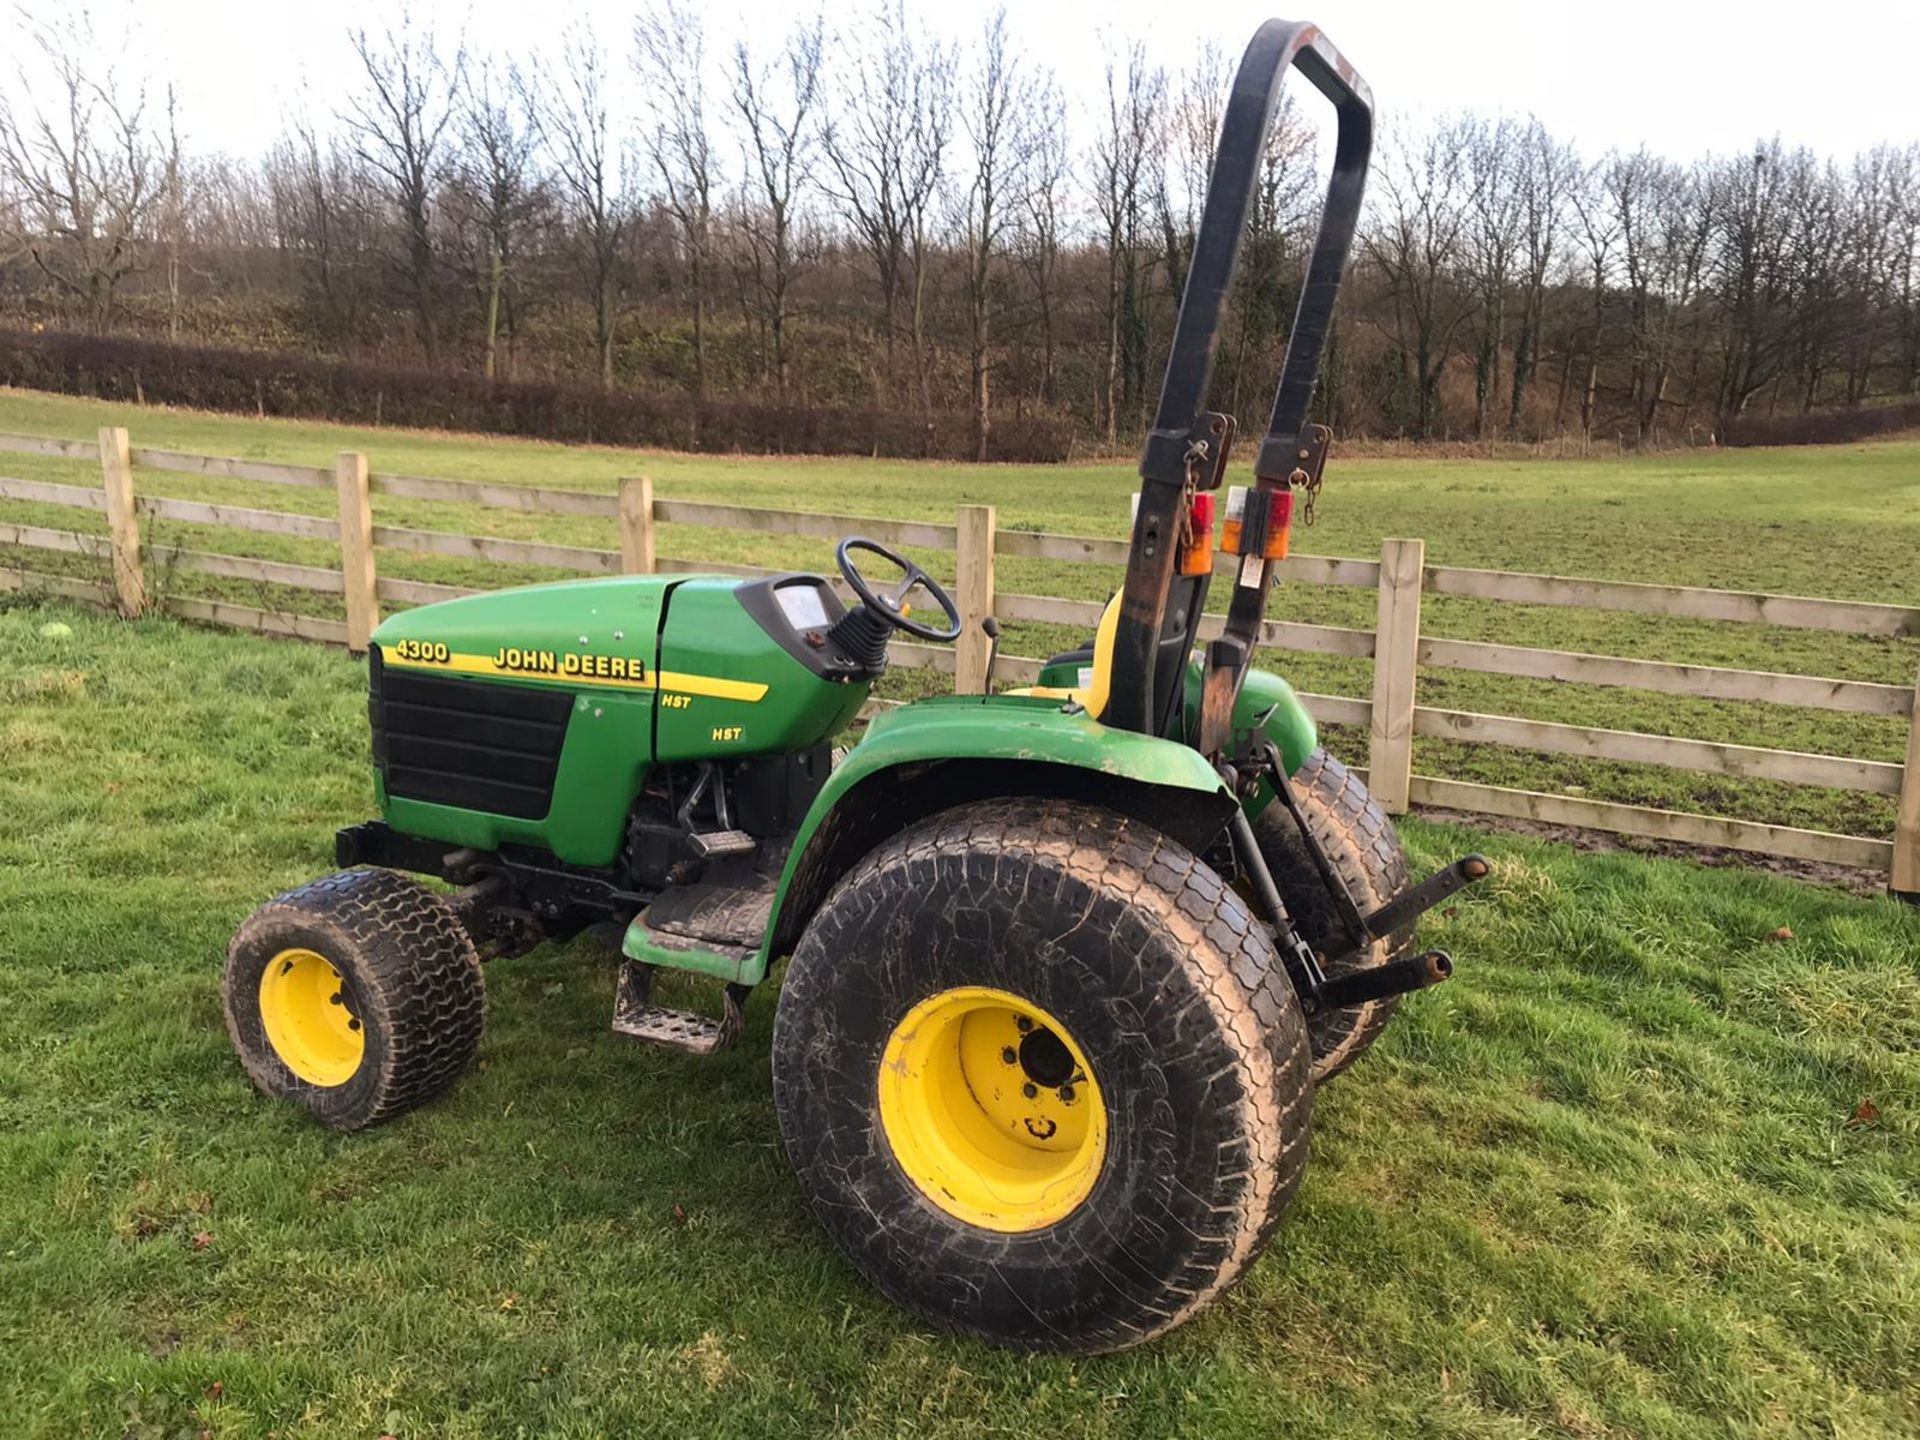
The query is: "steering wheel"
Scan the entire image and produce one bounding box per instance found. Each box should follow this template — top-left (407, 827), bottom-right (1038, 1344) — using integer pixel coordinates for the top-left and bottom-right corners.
top-left (835, 538), bottom-right (965, 643)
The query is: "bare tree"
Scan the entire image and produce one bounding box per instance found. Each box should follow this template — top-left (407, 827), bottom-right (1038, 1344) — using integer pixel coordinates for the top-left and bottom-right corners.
top-left (953, 9), bottom-right (1038, 460)
top-left (1785, 155), bottom-right (1847, 412)
top-left (1507, 118), bottom-right (1574, 433)
top-left (1886, 145), bottom-right (1920, 394)
top-left (1639, 159), bottom-right (1716, 438)
top-left (10, 6), bottom-right (1920, 448)
top-left (1707, 142), bottom-right (1802, 429)
top-left (1460, 117), bottom-right (1524, 438)
top-left (539, 27), bottom-right (631, 390)
top-left (728, 15), bottom-right (825, 399)
top-left (820, 1), bottom-right (954, 408)
top-left (0, 9), bottom-right (161, 332)
top-left (1838, 144), bottom-right (1906, 404)
top-left (448, 58), bottom-right (544, 379)
top-left (1225, 94), bottom-right (1315, 419)
top-left (186, 152), bottom-right (278, 279)
top-left (635, 0), bottom-right (720, 400)
top-left (1604, 147), bottom-right (1668, 436)
top-left (1013, 75), bottom-right (1069, 409)
top-left (1567, 156), bottom-right (1620, 438)
top-left (1364, 115), bottom-right (1475, 438)
top-left (0, 162), bottom-right (24, 268)
top-left (341, 13), bottom-right (463, 362)
top-left (157, 87), bottom-right (187, 343)
top-left (1154, 43), bottom-right (1230, 307)
top-left (266, 118), bottom-right (380, 347)
top-left (1091, 42), bottom-right (1165, 444)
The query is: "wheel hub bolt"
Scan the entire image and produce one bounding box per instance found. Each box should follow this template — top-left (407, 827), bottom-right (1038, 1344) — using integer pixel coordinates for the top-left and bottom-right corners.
top-left (1001, 1046), bottom-right (1018, 1065)
top-left (1059, 1084), bottom-right (1075, 1103)
top-left (1015, 1017), bottom-right (1033, 1033)
top-left (1021, 1082), bottom-right (1038, 1099)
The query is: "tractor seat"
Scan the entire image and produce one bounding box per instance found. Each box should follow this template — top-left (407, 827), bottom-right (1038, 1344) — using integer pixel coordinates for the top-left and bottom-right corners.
top-left (1005, 592), bottom-right (1122, 714)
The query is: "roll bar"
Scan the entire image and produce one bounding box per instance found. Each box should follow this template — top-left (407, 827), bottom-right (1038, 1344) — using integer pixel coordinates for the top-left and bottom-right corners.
top-left (1103, 20), bottom-right (1373, 738)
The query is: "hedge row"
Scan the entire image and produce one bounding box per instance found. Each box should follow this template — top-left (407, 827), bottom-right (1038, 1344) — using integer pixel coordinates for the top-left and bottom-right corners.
top-left (0, 330), bottom-right (1076, 463)
top-left (1722, 394), bottom-right (1920, 447)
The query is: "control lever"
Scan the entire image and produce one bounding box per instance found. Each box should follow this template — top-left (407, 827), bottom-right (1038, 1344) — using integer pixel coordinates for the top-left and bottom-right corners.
top-left (979, 616), bottom-right (1002, 696)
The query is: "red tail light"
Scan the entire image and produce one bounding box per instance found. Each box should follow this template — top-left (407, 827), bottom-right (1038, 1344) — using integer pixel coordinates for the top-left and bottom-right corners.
top-left (1222, 485), bottom-right (1292, 560)
top-left (1264, 488), bottom-right (1294, 560)
top-left (1180, 492), bottom-right (1216, 576)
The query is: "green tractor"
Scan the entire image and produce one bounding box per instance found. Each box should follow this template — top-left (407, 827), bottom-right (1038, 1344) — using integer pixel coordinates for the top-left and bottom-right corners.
top-left (224, 19), bottom-right (1486, 1353)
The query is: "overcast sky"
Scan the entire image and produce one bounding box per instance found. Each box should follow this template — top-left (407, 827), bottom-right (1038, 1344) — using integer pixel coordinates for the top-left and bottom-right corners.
top-left (53, 0), bottom-right (1920, 163)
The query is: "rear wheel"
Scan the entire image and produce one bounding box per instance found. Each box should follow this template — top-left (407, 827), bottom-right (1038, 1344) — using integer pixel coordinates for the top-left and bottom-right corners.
top-left (224, 868), bottom-right (486, 1131)
top-left (772, 798), bottom-right (1313, 1353)
top-left (1251, 748), bottom-right (1413, 1082)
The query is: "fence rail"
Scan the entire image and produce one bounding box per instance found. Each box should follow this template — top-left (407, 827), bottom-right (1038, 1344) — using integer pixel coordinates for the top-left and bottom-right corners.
top-left (2, 423), bottom-right (1915, 895)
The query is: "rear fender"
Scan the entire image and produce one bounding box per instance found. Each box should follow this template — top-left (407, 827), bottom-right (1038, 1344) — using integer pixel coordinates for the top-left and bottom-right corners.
top-left (1033, 655), bottom-right (1319, 781)
top-left (747, 696), bottom-right (1236, 981)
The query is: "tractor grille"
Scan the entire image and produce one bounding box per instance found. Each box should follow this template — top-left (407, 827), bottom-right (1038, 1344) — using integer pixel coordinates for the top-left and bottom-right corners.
top-left (369, 649), bottom-right (574, 819)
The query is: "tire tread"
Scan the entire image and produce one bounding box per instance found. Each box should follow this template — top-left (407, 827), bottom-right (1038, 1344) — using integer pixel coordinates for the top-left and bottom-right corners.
top-left (225, 868), bottom-right (486, 1130)
top-left (774, 798), bottom-right (1313, 1353)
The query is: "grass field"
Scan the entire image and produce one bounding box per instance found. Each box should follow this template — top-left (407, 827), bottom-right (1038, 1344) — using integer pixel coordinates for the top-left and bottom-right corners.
top-left (2, 598), bottom-right (1917, 1438)
top-left (2, 388), bottom-right (1917, 845)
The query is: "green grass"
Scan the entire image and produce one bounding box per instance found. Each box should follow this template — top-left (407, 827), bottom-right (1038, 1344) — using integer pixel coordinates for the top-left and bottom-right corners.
top-left (3, 600), bottom-right (1918, 1438)
top-left (2, 384), bottom-right (1918, 842)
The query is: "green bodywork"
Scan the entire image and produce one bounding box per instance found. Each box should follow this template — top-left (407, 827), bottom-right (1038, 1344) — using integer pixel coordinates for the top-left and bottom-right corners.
top-left (1033, 652), bottom-right (1320, 784)
top-left (364, 571), bottom-right (1322, 987)
top-left (369, 575), bottom-right (868, 867)
top-left (706, 661), bottom-right (1321, 983)
top-left (713, 692), bottom-right (1238, 985)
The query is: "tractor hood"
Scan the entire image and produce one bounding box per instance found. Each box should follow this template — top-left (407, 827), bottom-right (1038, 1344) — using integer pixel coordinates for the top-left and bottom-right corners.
top-left (371, 576), bottom-right (674, 692)
top-left (365, 572), bottom-right (870, 868)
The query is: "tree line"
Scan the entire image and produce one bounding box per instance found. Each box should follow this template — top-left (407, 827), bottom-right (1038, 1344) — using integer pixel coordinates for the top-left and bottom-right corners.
top-left (2, 5), bottom-right (1916, 454)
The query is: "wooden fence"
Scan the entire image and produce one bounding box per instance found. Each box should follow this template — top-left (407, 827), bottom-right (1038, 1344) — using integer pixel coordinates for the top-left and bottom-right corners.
top-left (3, 424), bottom-right (1917, 897)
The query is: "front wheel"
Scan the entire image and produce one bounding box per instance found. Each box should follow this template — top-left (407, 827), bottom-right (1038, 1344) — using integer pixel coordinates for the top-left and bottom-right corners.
top-left (224, 868), bottom-right (486, 1131)
top-left (772, 798), bottom-right (1313, 1353)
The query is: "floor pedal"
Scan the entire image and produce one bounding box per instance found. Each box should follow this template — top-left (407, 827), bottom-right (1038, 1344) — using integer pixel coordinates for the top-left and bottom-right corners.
top-left (689, 829), bottom-right (756, 858)
top-left (611, 961), bottom-right (743, 1055)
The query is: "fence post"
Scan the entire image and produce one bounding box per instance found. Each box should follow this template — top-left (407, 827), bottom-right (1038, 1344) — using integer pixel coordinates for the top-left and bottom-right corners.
top-left (334, 451), bottom-right (377, 654)
top-left (1368, 537), bottom-right (1424, 814)
top-left (619, 475), bottom-right (657, 575)
top-left (1894, 663), bottom-right (1920, 901)
top-left (953, 503), bottom-right (996, 694)
top-left (97, 425), bottom-right (145, 617)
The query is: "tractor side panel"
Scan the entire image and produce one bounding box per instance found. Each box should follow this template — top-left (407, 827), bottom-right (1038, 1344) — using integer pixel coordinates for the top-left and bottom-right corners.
top-left (376, 689), bottom-right (657, 868)
top-left (653, 581), bottom-right (869, 763)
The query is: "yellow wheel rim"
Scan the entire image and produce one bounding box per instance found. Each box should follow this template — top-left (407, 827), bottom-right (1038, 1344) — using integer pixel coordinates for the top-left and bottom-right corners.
top-left (878, 986), bottom-right (1106, 1233)
top-left (257, 947), bottom-right (364, 1087)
